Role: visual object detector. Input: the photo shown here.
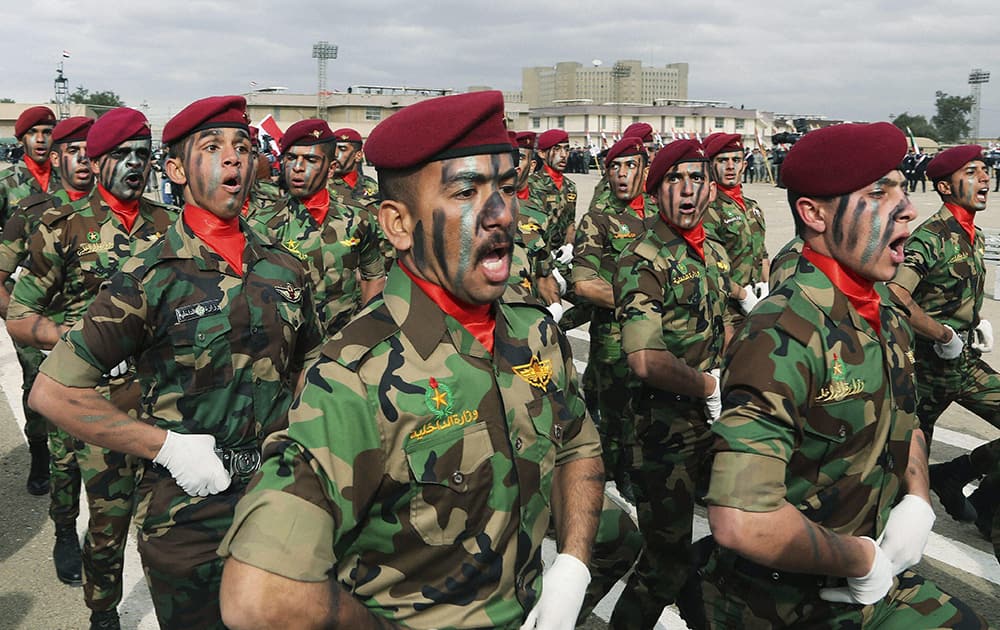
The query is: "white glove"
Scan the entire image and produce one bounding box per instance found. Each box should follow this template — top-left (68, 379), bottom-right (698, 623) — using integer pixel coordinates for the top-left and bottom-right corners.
top-left (705, 369), bottom-right (721, 424)
top-left (973, 319), bottom-right (993, 353)
top-left (545, 301), bottom-right (564, 323)
top-left (738, 284), bottom-right (760, 314)
top-left (819, 536), bottom-right (894, 605)
top-left (153, 431), bottom-right (231, 497)
top-left (878, 494), bottom-right (936, 575)
top-left (550, 267), bottom-right (567, 296)
top-left (933, 325), bottom-right (964, 360)
top-left (553, 243), bottom-right (574, 265)
top-left (520, 553), bottom-right (591, 630)
top-left (106, 360), bottom-right (129, 378)
top-left (753, 281), bottom-right (770, 299)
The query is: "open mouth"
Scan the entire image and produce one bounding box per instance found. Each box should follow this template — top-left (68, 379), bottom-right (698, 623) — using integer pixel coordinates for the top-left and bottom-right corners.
top-left (222, 175), bottom-right (242, 194)
top-left (889, 234), bottom-right (908, 264)
top-left (479, 241), bottom-right (511, 283)
top-left (977, 187), bottom-right (989, 203)
top-left (124, 172), bottom-right (143, 188)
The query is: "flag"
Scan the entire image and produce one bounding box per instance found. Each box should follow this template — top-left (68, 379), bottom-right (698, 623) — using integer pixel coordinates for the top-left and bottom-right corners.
top-left (585, 133), bottom-right (592, 147)
top-left (906, 126), bottom-right (921, 154)
top-left (257, 114), bottom-right (284, 144)
top-left (249, 80), bottom-right (259, 88)
top-left (62, 50), bottom-right (71, 58)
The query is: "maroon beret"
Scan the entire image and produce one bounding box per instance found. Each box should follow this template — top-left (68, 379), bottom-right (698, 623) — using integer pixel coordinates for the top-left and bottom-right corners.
top-left (645, 139), bottom-right (707, 194)
top-left (15, 106), bottom-right (57, 139)
top-left (704, 132), bottom-right (743, 158)
top-left (87, 108), bottom-right (152, 160)
top-left (605, 136), bottom-right (644, 168)
top-left (279, 119), bottom-right (336, 153)
top-left (332, 127), bottom-right (363, 144)
top-left (782, 122), bottom-right (907, 197)
top-left (162, 95), bottom-right (249, 147)
top-left (537, 129), bottom-right (569, 151)
top-left (514, 131), bottom-right (536, 150)
top-left (926, 145), bottom-right (985, 181)
top-left (51, 116), bottom-right (94, 145)
top-left (507, 130), bottom-right (518, 148)
top-left (622, 122), bottom-right (654, 143)
top-left (365, 91), bottom-right (511, 170)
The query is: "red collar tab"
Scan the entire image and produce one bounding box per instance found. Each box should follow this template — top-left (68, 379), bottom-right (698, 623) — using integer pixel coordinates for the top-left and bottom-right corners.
top-left (400, 262), bottom-right (495, 353)
top-left (802, 245), bottom-right (881, 335)
top-left (23, 155), bottom-right (52, 192)
top-left (183, 204), bottom-right (245, 275)
top-left (97, 184), bottom-right (139, 232)
top-left (543, 163), bottom-right (564, 190)
top-left (720, 183), bottom-right (746, 211)
top-left (302, 187), bottom-right (330, 225)
top-left (517, 185), bottom-right (530, 200)
top-left (629, 193), bottom-right (646, 219)
top-left (661, 211), bottom-right (706, 261)
top-left (944, 202), bottom-right (976, 244)
top-left (341, 170), bottom-right (358, 188)
top-left (66, 188), bottom-right (89, 202)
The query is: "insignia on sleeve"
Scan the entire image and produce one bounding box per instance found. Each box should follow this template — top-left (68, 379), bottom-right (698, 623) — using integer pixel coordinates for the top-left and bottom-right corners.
top-left (340, 236), bottom-right (361, 247)
top-left (274, 283), bottom-right (303, 303)
top-left (175, 299), bottom-right (222, 323)
top-left (513, 354), bottom-right (553, 390)
top-left (518, 222), bottom-right (540, 233)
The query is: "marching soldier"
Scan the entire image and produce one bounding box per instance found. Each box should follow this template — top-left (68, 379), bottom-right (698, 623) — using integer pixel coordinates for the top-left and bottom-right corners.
top-left (327, 127), bottom-right (379, 207)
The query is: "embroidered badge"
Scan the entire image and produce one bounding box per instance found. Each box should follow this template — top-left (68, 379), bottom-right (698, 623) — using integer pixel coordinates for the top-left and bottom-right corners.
top-left (424, 376), bottom-right (454, 420)
top-left (283, 238), bottom-right (308, 261)
top-left (613, 223), bottom-right (636, 239)
top-left (311, 129), bottom-right (323, 138)
top-left (815, 353), bottom-right (865, 403)
top-left (274, 283), bottom-right (303, 303)
top-left (175, 299), bottom-right (222, 323)
top-left (520, 276), bottom-right (533, 290)
top-left (905, 350), bottom-right (915, 364)
top-left (147, 231), bottom-right (163, 242)
top-left (340, 236), bottom-right (361, 247)
top-left (518, 222), bottom-right (541, 233)
top-left (513, 354), bottom-right (553, 390)
top-left (566, 193), bottom-right (577, 201)
top-left (87, 231), bottom-right (100, 243)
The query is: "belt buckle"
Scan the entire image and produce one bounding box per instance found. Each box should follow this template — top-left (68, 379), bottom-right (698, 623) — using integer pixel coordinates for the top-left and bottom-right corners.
top-left (230, 448), bottom-right (262, 477)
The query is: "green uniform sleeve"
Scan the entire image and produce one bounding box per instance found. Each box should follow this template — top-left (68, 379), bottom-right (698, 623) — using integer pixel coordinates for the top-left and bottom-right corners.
top-left (615, 250), bottom-right (669, 354)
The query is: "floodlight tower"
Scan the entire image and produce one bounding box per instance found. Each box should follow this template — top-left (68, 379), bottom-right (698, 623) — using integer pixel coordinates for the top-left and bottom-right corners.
top-left (968, 68), bottom-right (990, 142)
top-left (54, 61), bottom-right (70, 119)
top-left (611, 62), bottom-right (632, 134)
top-left (312, 40), bottom-right (339, 118)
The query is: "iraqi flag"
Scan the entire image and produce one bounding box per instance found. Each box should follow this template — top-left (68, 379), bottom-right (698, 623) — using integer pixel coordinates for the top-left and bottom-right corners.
top-left (906, 126), bottom-right (921, 154)
top-left (258, 114), bottom-right (283, 144)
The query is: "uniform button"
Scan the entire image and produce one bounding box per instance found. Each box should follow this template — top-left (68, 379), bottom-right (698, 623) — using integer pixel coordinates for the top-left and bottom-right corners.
top-left (515, 437), bottom-right (523, 451)
top-left (197, 333), bottom-right (205, 341)
top-left (838, 426), bottom-right (847, 438)
top-left (452, 471), bottom-right (464, 485)
top-left (771, 572), bottom-right (780, 581)
top-left (517, 575), bottom-right (525, 588)
top-left (251, 326), bottom-right (259, 334)
top-left (886, 454), bottom-right (894, 470)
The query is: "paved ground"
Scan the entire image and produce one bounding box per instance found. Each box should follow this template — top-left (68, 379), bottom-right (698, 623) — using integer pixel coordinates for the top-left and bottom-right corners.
top-left (1, 173), bottom-right (998, 629)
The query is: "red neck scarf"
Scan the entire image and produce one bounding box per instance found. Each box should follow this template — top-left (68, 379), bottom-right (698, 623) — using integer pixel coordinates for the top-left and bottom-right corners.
top-left (241, 196), bottom-right (250, 216)
top-left (661, 211), bottom-right (706, 260)
top-left (65, 188), bottom-right (89, 202)
top-left (301, 187), bottom-right (330, 225)
top-left (97, 184), bottom-right (139, 232)
top-left (944, 202), bottom-right (976, 245)
top-left (803, 245), bottom-right (881, 335)
top-left (400, 262), bottom-right (496, 353)
top-left (719, 183), bottom-right (746, 211)
top-left (517, 185), bottom-right (530, 200)
top-left (184, 204), bottom-right (245, 276)
top-left (629, 194), bottom-right (646, 219)
top-left (341, 170), bottom-right (358, 189)
top-left (543, 163), bottom-right (564, 191)
top-left (23, 155), bottom-right (52, 192)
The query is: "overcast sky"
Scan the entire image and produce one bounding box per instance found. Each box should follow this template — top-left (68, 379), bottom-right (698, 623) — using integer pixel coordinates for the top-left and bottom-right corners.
top-left (4, 0), bottom-right (999, 138)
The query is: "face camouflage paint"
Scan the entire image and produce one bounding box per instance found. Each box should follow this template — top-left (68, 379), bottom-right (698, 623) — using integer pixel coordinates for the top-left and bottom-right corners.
top-left (609, 155), bottom-right (645, 202)
top-left (332, 142), bottom-right (360, 177)
top-left (95, 139), bottom-right (151, 201)
top-left (53, 140), bottom-right (92, 194)
top-left (181, 128), bottom-right (253, 218)
top-left (711, 151), bottom-right (745, 187)
top-left (655, 161), bottom-right (715, 230)
top-left (22, 125), bottom-right (54, 165)
top-left (544, 142), bottom-right (570, 172)
top-left (283, 144), bottom-right (331, 198)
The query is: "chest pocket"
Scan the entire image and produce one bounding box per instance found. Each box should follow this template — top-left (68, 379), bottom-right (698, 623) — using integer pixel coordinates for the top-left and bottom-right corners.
top-left (667, 263), bottom-right (704, 308)
top-left (78, 251), bottom-right (119, 295)
top-left (169, 314), bottom-right (234, 394)
top-left (518, 393), bottom-right (563, 502)
top-left (404, 423), bottom-right (495, 546)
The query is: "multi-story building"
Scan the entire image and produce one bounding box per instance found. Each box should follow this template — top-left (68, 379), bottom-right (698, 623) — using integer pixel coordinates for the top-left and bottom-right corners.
top-left (522, 60), bottom-right (689, 109)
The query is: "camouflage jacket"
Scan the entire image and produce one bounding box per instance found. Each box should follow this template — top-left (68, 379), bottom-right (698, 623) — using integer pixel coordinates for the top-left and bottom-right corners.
top-left (614, 218), bottom-right (730, 374)
top-left (522, 170), bottom-right (577, 252)
top-left (890, 204), bottom-right (985, 340)
top-left (0, 188), bottom-right (73, 274)
top-left (0, 159), bottom-right (60, 227)
top-left (41, 212), bottom-right (323, 449)
top-left (768, 236), bottom-right (804, 291)
top-left (587, 175), bottom-right (610, 212)
top-left (242, 180), bottom-right (282, 230)
top-left (8, 192), bottom-right (176, 326)
top-left (328, 171), bottom-right (380, 208)
top-left (703, 189), bottom-right (768, 287)
top-left (572, 193), bottom-right (656, 364)
top-left (259, 195), bottom-right (385, 336)
top-left (514, 195), bottom-right (552, 278)
top-left (503, 238), bottom-right (538, 303)
top-left (220, 264), bottom-right (601, 629)
top-left (707, 255), bottom-right (917, 541)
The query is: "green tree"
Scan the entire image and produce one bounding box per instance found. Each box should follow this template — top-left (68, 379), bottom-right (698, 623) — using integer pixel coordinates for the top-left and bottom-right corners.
top-left (69, 86), bottom-right (125, 108)
top-left (932, 91), bottom-right (974, 143)
top-left (891, 112), bottom-right (937, 140)
top-left (0, 97), bottom-right (14, 103)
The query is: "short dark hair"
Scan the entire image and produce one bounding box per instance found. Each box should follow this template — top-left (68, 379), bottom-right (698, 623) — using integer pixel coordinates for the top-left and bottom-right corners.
top-left (786, 189), bottom-right (836, 237)
top-left (377, 166), bottom-right (421, 208)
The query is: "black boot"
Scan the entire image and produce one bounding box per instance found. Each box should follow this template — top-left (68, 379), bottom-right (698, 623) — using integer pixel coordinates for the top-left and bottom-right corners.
top-left (930, 455), bottom-right (978, 522)
top-left (53, 524), bottom-right (82, 586)
top-left (89, 609), bottom-right (121, 630)
top-left (969, 473), bottom-right (1000, 541)
top-left (27, 438), bottom-right (50, 495)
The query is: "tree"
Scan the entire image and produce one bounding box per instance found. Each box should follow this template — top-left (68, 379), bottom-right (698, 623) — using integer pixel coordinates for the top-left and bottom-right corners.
top-left (0, 97), bottom-right (14, 103)
top-left (932, 91), bottom-right (974, 144)
top-left (891, 112), bottom-right (937, 141)
top-left (69, 85), bottom-right (125, 108)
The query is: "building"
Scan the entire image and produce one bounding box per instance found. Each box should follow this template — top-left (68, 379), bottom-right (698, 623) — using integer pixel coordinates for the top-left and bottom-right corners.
top-left (0, 102), bottom-right (99, 143)
top-left (521, 60), bottom-right (689, 109)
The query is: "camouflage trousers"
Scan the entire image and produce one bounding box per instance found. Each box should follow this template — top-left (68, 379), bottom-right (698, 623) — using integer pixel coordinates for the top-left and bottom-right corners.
top-left (48, 425), bottom-right (81, 527)
top-left (14, 339), bottom-right (47, 442)
top-left (582, 357), bottom-right (639, 485)
top-left (577, 489), bottom-right (643, 623)
top-left (76, 441), bottom-right (139, 612)
top-left (702, 550), bottom-right (988, 628)
top-left (611, 396), bottom-right (713, 627)
top-left (135, 464), bottom-right (247, 629)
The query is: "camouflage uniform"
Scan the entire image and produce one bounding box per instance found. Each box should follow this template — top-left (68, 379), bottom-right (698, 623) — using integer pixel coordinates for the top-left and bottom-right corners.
top-left (571, 191), bottom-right (656, 483)
top-left (220, 264), bottom-right (602, 629)
top-left (241, 179), bottom-right (282, 230)
top-left (768, 236), bottom-right (804, 290)
top-left (259, 195), bottom-right (385, 336)
top-left (328, 171), bottom-right (379, 208)
top-left (41, 213), bottom-right (323, 629)
top-left (0, 158), bottom-right (60, 226)
top-left (522, 169), bottom-right (577, 253)
top-left (703, 189), bottom-right (768, 329)
top-left (9, 191), bottom-right (176, 613)
top-left (704, 255), bottom-right (986, 628)
top-left (612, 218), bottom-right (731, 625)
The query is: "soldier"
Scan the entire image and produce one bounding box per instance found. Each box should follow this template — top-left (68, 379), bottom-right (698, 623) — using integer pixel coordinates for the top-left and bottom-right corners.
top-left (241, 126), bottom-right (281, 225)
top-left (704, 122), bottom-right (985, 628)
top-left (8, 108), bottom-right (176, 630)
top-left (0, 115), bottom-right (93, 587)
top-left (327, 127), bottom-right (379, 207)
top-left (886, 145), bottom-right (1000, 538)
top-left (612, 139), bottom-right (730, 627)
top-left (703, 132), bottom-right (769, 337)
top-left (29, 95), bottom-right (323, 629)
top-left (588, 122), bottom-right (655, 213)
top-left (217, 90), bottom-right (604, 630)
top-left (257, 119), bottom-right (385, 336)
top-left (523, 128), bottom-right (577, 254)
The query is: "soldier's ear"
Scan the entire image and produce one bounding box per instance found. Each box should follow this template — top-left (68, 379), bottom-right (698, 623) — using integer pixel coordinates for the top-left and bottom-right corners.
top-left (379, 198), bottom-right (413, 253)
top-left (796, 196), bottom-right (828, 234)
top-left (49, 150), bottom-right (59, 170)
top-left (935, 179), bottom-right (951, 197)
top-left (164, 156), bottom-right (187, 187)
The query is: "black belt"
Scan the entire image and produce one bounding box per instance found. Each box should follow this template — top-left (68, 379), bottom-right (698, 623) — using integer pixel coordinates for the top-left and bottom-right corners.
top-left (729, 554), bottom-right (846, 589)
top-left (149, 444), bottom-right (262, 479)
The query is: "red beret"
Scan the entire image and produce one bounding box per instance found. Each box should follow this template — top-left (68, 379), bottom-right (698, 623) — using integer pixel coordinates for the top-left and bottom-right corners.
top-left (645, 140), bottom-right (707, 194)
top-left (782, 122), bottom-right (906, 197)
top-left (622, 122), bottom-right (654, 143)
top-left (926, 145), bottom-right (985, 181)
top-left (537, 129), bottom-right (569, 151)
top-left (51, 116), bottom-right (94, 145)
top-left (605, 136), bottom-right (644, 168)
top-left (280, 119), bottom-right (335, 153)
top-left (514, 131), bottom-right (536, 150)
top-left (87, 108), bottom-right (152, 160)
top-left (332, 127), bottom-right (363, 144)
top-left (704, 132), bottom-right (743, 158)
top-left (507, 130), bottom-right (518, 148)
top-left (162, 95), bottom-right (249, 147)
top-left (15, 106), bottom-right (57, 139)
top-left (365, 90), bottom-right (511, 170)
